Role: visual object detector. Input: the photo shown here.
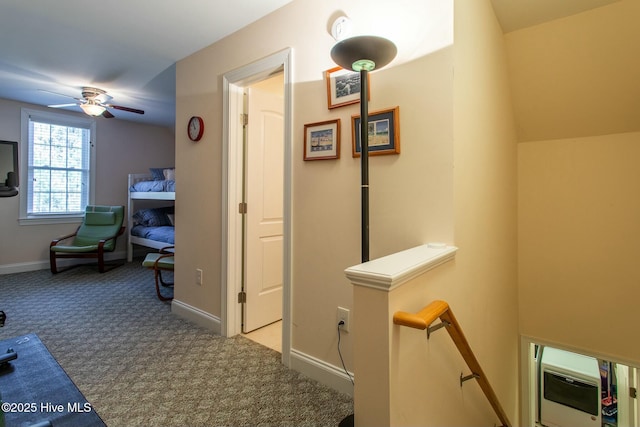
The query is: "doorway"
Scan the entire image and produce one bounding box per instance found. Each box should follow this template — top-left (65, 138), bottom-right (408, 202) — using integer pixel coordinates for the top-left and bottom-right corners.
top-left (521, 338), bottom-right (639, 427)
top-left (221, 49), bottom-right (292, 365)
top-left (241, 74), bottom-right (284, 348)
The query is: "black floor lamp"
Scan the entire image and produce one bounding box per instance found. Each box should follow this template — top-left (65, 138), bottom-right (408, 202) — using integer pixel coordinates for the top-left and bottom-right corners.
top-left (331, 35), bottom-right (396, 427)
top-left (331, 35), bottom-right (396, 263)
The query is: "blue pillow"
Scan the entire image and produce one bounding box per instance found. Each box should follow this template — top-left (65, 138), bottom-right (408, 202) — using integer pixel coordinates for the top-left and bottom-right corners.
top-left (149, 167), bottom-right (173, 180)
top-left (133, 207), bottom-right (174, 227)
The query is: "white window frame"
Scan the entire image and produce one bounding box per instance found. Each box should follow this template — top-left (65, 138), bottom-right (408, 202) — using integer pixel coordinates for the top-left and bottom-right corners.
top-left (19, 108), bottom-right (97, 225)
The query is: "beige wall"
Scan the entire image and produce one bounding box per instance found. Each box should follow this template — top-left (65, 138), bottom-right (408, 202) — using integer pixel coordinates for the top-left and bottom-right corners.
top-left (175, 0), bottom-right (458, 375)
top-left (352, 257), bottom-right (508, 426)
top-left (176, 0), bottom-right (520, 423)
top-left (513, 0), bottom-right (640, 365)
top-left (505, 0), bottom-right (640, 142)
top-left (0, 97), bottom-right (174, 269)
top-left (293, 45), bottom-right (457, 370)
top-left (353, 0), bottom-right (522, 422)
top-left (519, 132), bottom-right (640, 362)
top-left (452, 0), bottom-right (520, 422)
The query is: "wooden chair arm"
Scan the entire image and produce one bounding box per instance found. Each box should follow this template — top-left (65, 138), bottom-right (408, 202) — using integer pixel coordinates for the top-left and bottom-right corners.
top-left (154, 252), bottom-right (175, 269)
top-left (159, 245), bottom-right (175, 254)
top-left (50, 227), bottom-right (80, 247)
top-left (96, 226), bottom-right (127, 251)
top-left (156, 252), bottom-right (174, 261)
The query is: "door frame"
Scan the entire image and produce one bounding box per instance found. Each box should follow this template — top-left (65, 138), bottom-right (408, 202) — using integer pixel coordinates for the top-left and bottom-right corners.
top-left (221, 48), bottom-right (292, 366)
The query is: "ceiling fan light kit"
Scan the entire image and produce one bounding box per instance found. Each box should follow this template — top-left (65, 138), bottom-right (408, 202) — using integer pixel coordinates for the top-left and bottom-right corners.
top-left (79, 101), bottom-right (106, 116)
top-left (45, 86), bottom-right (144, 119)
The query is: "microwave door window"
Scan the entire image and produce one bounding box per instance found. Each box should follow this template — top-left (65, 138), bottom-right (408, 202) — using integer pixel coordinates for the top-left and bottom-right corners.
top-left (544, 371), bottom-right (599, 416)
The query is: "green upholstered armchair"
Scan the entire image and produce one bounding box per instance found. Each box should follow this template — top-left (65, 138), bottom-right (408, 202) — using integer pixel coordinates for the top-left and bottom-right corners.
top-left (49, 205), bottom-right (125, 274)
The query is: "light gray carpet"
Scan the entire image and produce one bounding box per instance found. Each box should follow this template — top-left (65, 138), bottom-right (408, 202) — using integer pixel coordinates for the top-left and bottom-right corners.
top-left (0, 260), bottom-right (353, 426)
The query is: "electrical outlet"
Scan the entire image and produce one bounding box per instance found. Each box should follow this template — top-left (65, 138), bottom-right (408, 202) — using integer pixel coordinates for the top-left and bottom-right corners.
top-left (196, 268), bottom-right (203, 285)
top-left (337, 307), bottom-right (350, 333)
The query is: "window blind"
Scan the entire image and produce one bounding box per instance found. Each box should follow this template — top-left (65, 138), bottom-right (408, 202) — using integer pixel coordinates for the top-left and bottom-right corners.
top-left (27, 116), bottom-right (92, 215)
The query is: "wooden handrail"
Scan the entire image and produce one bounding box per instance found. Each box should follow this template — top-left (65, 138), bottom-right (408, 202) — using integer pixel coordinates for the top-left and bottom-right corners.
top-left (393, 301), bottom-right (511, 427)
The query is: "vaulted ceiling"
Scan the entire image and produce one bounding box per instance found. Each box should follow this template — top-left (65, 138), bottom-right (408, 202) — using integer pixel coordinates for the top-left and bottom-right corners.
top-left (0, 0), bottom-right (624, 130)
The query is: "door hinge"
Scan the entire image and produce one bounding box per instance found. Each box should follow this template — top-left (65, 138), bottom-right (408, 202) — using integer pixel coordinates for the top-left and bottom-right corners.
top-left (631, 387), bottom-right (637, 399)
top-left (238, 202), bottom-right (247, 214)
top-left (238, 291), bottom-right (247, 304)
top-left (241, 113), bottom-right (248, 127)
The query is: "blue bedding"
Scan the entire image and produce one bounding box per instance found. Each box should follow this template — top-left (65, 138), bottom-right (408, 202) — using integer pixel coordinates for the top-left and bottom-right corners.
top-left (131, 225), bottom-right (174, 244)
top-left (129, 179), bottom-right (175, 192)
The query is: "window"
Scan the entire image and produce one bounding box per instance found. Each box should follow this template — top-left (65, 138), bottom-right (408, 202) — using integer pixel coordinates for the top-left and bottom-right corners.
top-left (20, 109), bottom-right (96, 224)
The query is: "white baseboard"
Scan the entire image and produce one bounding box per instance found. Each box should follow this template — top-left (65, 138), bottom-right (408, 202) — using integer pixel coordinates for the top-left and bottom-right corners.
top-left (171, 299), bottom-right (222, 335)
top-left (290, 348), bottom-right (354, 397)
top-left (0, 250), bottom-right (128, 275)
top-left (0, 260), bottom-right (49, 275)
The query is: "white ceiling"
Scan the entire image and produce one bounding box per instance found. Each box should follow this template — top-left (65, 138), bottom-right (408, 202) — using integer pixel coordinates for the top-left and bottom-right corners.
top-left (0, 0), bottom-right (294, 128)
top-left (0, 0), bottom-right (621, 129)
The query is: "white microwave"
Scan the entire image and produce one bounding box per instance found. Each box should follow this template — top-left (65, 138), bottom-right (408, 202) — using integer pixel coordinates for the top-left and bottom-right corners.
top-left (539, 347), bottom-right (601, 427)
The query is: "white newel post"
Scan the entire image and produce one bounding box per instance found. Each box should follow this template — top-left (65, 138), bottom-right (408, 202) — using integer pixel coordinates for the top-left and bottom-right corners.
top-left (344, 243), bottom-right (458, 427)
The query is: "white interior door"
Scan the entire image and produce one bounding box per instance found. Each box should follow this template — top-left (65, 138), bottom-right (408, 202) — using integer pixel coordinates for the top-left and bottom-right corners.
top-left (243, 75), bottom-right (284, 333)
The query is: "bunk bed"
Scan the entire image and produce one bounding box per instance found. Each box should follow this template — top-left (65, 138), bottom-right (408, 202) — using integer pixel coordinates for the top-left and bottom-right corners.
top-left (127, 171), bottom-right (175, 262)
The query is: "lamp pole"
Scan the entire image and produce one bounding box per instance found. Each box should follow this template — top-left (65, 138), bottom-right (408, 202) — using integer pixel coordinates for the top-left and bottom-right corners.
top-left (331, 35), bottom-right (397, 427)
top-left (359, 68), bottom-right (370, 263)
top-left (331, 36), bottom-right (396, 264)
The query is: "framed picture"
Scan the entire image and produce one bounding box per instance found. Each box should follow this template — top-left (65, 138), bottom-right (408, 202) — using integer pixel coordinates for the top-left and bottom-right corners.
top-left (352, 106), bottom-right (400, 157)
top-left (304, 119), bottom-right (341, 161)
top-left (325, 66), bottom-right (370, 109)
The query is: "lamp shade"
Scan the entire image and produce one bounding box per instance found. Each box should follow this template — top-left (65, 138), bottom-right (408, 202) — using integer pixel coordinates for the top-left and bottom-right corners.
top-left (80, 103), bottom-right (106, 116)
top-left (330, 35), bottom-right (397, 72)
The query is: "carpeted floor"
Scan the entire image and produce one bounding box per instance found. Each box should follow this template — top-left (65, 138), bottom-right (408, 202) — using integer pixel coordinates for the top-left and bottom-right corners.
top-left (0, 260), bottom-right (353, 426)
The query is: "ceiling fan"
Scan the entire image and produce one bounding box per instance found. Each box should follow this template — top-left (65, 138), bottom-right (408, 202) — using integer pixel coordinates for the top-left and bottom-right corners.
top-left (44, 87), bottom-right (144, 118)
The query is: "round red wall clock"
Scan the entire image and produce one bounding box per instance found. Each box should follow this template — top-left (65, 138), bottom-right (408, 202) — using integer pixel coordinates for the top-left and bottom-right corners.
top-left (188, 116), bottom-right (204, 141)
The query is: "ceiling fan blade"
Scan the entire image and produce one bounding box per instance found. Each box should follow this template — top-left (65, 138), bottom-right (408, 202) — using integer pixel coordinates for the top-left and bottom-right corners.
top-left (48, 103), bottom-right (79, 108)
top-left (106, 104), bottom-right (144, 115)
top-left (39, 89), bottom-right (82, 101)
top-left (101, 110), bottom-right (115, 119)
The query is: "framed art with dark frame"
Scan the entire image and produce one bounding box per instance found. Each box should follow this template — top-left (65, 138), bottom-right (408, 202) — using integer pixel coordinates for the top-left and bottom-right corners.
top-left (304, 119), bottom-right (341, 161)
top-left (325, 66), bottom-right (370, 109)
top-left (351, 106), bottom-right (400, 157)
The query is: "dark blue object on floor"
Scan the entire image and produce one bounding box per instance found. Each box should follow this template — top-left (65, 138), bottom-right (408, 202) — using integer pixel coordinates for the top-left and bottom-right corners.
top-left (0, 333), bottom-right (105, 427)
